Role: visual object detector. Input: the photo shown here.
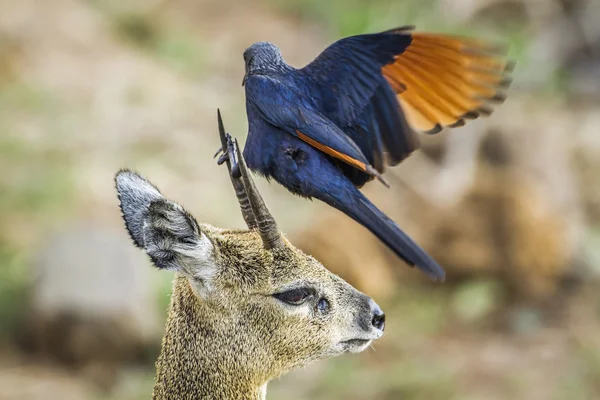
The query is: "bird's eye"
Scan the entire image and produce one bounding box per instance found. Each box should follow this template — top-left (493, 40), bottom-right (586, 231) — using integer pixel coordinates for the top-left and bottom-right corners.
top-left (274, 288), bottom-right (313, 306)
top-left (317, 298), bottom-right (330, 313)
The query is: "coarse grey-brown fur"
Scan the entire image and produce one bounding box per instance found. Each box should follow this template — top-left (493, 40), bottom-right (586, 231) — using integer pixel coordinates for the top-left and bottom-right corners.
top-left (115, 169), bottom-right (385, 400)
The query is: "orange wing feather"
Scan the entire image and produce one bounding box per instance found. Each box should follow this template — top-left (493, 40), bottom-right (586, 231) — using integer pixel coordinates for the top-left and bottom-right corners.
top-left (296, 130), bottom-right (367, 171)
top-left (382, 30), bottom-right (513, 134)
top-left (296, 130), bottom-right (390, 187)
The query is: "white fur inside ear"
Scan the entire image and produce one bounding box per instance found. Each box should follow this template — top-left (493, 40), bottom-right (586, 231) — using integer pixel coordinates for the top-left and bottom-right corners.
top-left (177, 233), bottom-right (215, 277)
top-left (177, 234), bottom-right (218, 298)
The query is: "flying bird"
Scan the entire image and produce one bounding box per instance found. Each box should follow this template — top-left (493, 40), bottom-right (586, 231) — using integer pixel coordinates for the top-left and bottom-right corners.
top-left (225, 26), bottom-right (513, 281)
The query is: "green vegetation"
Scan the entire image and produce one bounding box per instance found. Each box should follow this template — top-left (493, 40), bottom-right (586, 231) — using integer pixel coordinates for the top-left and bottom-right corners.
top-left (0, 83), bottom-right (60, 115)
top-left (0, 83), bottom-right (74, 337)
top-left (0, 247), bottom-right (29, 337)
top-left (88, 0), bottom-right (209, 79)
top-left (269, 0), bottom-right (439, 38)
top-left (115, 12), bottom-right (209, 78)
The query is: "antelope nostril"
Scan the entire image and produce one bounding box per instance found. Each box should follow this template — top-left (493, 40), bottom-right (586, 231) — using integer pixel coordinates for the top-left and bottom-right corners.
top-left (372, 310), bottom-right (385, 331)
top-left (369, 299), bottom-right (385, 331)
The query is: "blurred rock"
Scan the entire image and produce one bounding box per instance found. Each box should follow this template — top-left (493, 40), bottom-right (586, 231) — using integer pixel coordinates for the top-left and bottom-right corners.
top-left (19, 222), bottom-right (162, 387)
top-left (507, 306), bottom-right (545, 336)
top-left (564, 38), bottom-right (600, 98)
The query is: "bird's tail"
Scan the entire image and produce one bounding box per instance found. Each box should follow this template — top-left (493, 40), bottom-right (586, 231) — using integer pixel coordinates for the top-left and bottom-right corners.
top-left (329, 188), bottom-right (445, 281)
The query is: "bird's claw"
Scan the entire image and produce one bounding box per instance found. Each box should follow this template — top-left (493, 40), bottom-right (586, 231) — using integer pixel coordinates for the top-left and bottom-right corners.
top-left (216, 149), bottom-right (229, 166)
top-left (214, 141), bottom-right (230, 165)
top-left (216, 109), bottom-right (242, 178)
top-left (213, 146), bottom-right (224, 159)
top-left (216, 132), bottom-right (241, 178)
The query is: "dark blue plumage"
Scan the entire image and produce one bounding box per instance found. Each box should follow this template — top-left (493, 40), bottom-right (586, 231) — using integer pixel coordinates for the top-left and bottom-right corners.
top-left (239, 27), bottom-right (513, 281)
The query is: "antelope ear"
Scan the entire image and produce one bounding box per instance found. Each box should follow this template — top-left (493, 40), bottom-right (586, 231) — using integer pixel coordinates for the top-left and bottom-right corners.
top-left (115, 170), bottom-right (216, 286)
top-left (141, 199), bottom-right (214, 276)
top-left (115, 169), bottom-right (163, 248)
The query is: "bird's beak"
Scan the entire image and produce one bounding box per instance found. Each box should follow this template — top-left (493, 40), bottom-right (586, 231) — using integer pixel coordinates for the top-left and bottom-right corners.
top-left (242, 72), bottom-right (247, 86)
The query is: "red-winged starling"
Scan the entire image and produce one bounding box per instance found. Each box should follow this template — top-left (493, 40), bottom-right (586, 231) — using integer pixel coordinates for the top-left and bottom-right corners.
top-left (234, 26), bottom-right (513, 281)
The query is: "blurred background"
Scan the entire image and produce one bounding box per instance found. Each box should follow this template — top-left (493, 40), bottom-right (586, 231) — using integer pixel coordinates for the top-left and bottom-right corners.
top-left (1, 0), bottom-right (600, 399)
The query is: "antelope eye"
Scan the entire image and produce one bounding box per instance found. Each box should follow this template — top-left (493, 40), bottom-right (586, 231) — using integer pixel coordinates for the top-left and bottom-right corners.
top-left (273, 288), bottom-right (313, 305)
top-left (317, 298), bottom-right (329, 313)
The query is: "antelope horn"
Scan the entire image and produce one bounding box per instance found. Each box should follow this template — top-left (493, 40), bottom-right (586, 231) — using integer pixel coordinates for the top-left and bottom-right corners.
top-left (234, 138), bottom-right (285, 249)
top-left (216, 110), bottom-right (284, 250)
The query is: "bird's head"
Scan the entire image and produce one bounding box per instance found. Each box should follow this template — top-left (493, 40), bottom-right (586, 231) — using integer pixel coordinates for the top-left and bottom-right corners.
top-left (242, 42), bottom-right (285, 86)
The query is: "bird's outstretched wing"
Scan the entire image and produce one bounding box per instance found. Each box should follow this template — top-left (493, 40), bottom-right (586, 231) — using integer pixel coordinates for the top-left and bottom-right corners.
top-left (301, 26), bottom-right (513, 167)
